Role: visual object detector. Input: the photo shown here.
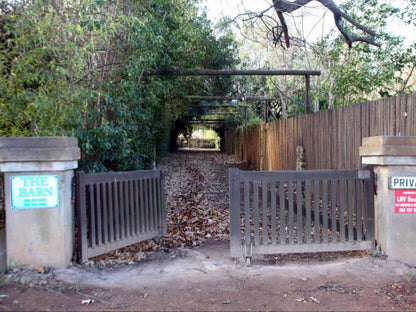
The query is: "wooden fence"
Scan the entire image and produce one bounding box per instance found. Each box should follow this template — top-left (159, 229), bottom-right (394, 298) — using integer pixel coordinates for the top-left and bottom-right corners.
top-left (76, 170), bottom-right (166, 263)
top-left (224, 93), bottom-right (416, 170)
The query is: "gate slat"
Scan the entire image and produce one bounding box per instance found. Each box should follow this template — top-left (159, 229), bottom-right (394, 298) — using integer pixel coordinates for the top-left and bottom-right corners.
top-left (279, 179), bottom-right (286, 244)
top-left (121, 181), bottom-right (127, 238)
top-left (296, 179), bottom-right (303, 244)
top-left (152, 178), bottom-right (157, 230)
top-left (88, 184), bottom-right (96, 247)
top-left (128, 180), bottom-right (134, 236)
top-left (262, 180), bottom-right (268, 245)
top-left (288, 180), bottom-right (294, 244)
top-left (305, 179), bottom-right (311, 243)
top-left (339, 180), bottom-right (346, 242)
top-left (102, 183), bottom-right (109, 244)
top-left (244, 181), bottom-right (250, 245)
top-left (253, 181), bottom-right (260, 245)
top-left (108, 182), bottom-right (115, 242)
top-left (114, 181), bottom-right (120, 241)
top-left (330, 180), bottom-right (337, 242)
top-left (270, 180), bottom-right (277, 245)
top-left (322, 179), bottom-right (329, 243)
top-left (348, 179), bottom-right (354, 241)
top-left (313, 180), bottom-right (320, 242)
top-left (144, 179), bottom-right (150, 233)
top-left (356, 179), bottom-right (363, 241)
top-left (139, 179), bottom-right (145, 233)
top-left (133, 180), bottom-right (139, 235)
top-left (96, 183), bottom-right (102, 246)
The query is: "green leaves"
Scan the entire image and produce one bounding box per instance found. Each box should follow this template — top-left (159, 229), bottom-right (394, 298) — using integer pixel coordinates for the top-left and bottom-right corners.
top-left (1, 0), bottom-right (237, 171)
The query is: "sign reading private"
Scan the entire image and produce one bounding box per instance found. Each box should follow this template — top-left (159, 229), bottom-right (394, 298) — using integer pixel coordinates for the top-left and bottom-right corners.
top-left (11, 175), bottom-right (59, 209)
top-left (390, 176), bottom-right (416, 189)
top-left (394, 189), bottom-right (416, 214)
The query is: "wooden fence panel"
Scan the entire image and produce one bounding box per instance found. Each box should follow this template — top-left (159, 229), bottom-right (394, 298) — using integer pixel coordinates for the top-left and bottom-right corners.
top-left (224, 93), bottom-right (416, 170)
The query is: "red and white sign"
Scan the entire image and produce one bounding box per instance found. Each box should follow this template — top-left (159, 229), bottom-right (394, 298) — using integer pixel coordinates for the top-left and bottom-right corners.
top-left (394, 190), bottom-right (416, 214)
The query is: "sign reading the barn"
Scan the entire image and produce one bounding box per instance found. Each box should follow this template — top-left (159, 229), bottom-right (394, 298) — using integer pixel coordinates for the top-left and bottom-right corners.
top-left (394, 189), bottom-right (416, 214)
top-left (11, 175), bottom-right (59, 209)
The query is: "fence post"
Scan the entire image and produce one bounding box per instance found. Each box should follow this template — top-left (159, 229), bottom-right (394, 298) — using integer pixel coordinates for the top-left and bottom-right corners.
top-left (360, 136), bottom-right (416, 266)
top-left (0, 137), bottom-right (80, 268)
top-left (363, 165), bottom-right (375, 242)
top-left (229, 168), bottom-right (241, 258)
top-left (160, 170), bottom-right (167, 236)
top-left (75, 171), bottom-right (88, 263)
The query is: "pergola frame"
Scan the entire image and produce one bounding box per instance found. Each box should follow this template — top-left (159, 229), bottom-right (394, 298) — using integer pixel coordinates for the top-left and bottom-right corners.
top-left (145, 69), bottom-right (321, 124)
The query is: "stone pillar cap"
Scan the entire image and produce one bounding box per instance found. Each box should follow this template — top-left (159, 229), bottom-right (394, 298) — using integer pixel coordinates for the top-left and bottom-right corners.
top-left (0, 137), bottom-right (80, 163)
top-left (360, 136), bottom-right (416, 166)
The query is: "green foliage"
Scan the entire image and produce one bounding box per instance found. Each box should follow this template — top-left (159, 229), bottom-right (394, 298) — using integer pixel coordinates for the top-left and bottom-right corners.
top-left (0, 0), bottom-right (237, 172)
top-left (312, 0), bottom-right (416, 108)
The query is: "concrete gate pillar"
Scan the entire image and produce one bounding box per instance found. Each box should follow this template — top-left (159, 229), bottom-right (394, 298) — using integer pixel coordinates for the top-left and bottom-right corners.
top-left (360, 136), bottom-right (416, 266)
top-left (0, 137), bottom-right (80, 268)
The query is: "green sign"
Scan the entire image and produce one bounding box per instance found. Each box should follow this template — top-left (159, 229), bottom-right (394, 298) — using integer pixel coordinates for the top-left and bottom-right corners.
top-left (11, 175), bottom-right (59, 209)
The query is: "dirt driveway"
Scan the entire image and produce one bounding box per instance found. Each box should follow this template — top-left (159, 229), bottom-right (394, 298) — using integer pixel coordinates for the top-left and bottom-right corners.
top-left (1, 150), bottom-right (416, 311)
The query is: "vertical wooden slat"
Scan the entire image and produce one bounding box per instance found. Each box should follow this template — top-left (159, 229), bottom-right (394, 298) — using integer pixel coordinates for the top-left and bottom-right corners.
top-left (279, 179), bottom-right (286, 244)
top-left (262, 180), bottom-right (268, 245)
top-left (339, 179), bottom-right (346, 242)
top-left (288, 180), bottom-right (294, 244)
top-left (96, 183), bottom-right (102, 246)
top-left (305, 179), bottom-right (311, 243)
top-left (139, 178), bottom-right (145, 233)
top-left (122, 181), bottom-right (128, 238)
top-left (148, 178), bottom-right (154, 231)
top-left (296, 179), bottom-right (303, 243)
top-left (133, 179), bottom-right (139, 235)
top-left (313, 180), bottom-right (320, 242)
top-left (271, 180), bottom-right (277, 245)
top-left (330, 180), bottom-right (337, 242)
top-left (108, 182), bottom-right (114, 242)
top-left (128, 180), bottom-right (134, 236)
top-left (347, 179), bottom-right (354, 241)
top-left (102, 183), bottom-right (109, 244)
top-left (88, 184), bottom-right (96, 247)
top-left (356, 179), bottom-right (363, 241)
top-left (253, 180), bottom-right (260, 245)
top-left (244, 181), bottom-right (250, 244)
top-left (144, 178), bottom-right (150, 233)
top-left (113, 180), bottom-right (120, 241)
top-left (322, 179), bottom-right (329, 243)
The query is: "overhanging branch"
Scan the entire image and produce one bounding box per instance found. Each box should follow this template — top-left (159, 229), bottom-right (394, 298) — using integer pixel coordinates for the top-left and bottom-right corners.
top-left (272, 0), bottom-right (380, 48)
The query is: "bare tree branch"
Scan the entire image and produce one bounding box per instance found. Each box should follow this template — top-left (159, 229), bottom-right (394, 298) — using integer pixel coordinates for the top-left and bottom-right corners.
top-left (272, 0), bottom-right (380, 48)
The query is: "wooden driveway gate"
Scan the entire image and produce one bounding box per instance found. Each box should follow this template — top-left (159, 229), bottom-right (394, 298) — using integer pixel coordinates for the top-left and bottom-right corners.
top-left (76, 170), bottom-right (166, 263)
top-left (229, 168), bottom-right (375, 264)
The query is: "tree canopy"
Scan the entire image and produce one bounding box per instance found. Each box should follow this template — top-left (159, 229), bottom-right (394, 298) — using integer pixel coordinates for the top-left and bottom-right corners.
top-left (0, 0), bottom-right (237, 171)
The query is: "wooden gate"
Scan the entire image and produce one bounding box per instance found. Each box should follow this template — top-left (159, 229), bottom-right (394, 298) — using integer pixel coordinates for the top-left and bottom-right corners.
top-left (76, 170), bottom-right (166, 263)
top-left (229, 168), bottom-right (375, 263)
